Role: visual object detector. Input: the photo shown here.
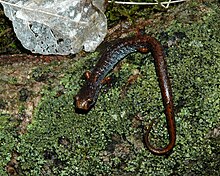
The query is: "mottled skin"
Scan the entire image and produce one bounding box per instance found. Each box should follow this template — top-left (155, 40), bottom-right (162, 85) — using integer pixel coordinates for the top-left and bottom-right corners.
top-left (75, 35), bottom-right (176, 155)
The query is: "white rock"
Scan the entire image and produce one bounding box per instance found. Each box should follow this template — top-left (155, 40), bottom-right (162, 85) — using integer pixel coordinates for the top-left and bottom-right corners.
top-left (1, 0), bottom-right (107, 55)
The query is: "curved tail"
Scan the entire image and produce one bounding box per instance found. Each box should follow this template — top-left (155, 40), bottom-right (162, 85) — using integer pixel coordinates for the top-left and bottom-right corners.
top-left (144, 102), bottom-right (176, 155)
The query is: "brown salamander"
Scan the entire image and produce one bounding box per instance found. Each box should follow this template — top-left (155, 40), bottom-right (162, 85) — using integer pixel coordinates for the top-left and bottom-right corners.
top-left (75, 34), bottom-right (176, 155)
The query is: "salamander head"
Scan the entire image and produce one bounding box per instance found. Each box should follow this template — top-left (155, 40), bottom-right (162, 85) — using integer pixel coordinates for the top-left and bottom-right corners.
top-left (75, 83), bottom-right (99, 111)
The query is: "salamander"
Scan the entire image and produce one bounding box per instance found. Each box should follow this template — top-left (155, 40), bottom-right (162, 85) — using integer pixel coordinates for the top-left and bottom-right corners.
top-left (75, 34), bottom-right (176, 155)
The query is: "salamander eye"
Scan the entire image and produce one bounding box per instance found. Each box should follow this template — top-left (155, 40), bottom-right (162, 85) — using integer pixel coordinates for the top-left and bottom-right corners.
top-left (87, 98), bottom-right (93, 105)
top-left (75, 96), bottom-right (79, 101)
top-left (84, 98), bottom-right (94, 110)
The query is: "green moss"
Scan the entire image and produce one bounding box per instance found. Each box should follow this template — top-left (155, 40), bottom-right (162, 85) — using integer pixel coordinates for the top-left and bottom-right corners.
top-left (106, 0), bottom-right (169, 25)
top-left (0, 114), bottom-right (18, 176)
top-left (1, 0), bottom-right (220, 175)
top-left (0, 5), bottom-right (21, 54)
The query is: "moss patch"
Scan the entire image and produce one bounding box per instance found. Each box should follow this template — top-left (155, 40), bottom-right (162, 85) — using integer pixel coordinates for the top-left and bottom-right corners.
top-left (0, 0), bottom-right (220, 175)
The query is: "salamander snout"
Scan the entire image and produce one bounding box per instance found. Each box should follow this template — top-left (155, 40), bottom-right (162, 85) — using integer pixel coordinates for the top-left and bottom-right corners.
top-left (75, 96), bottom-right (94, 111)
